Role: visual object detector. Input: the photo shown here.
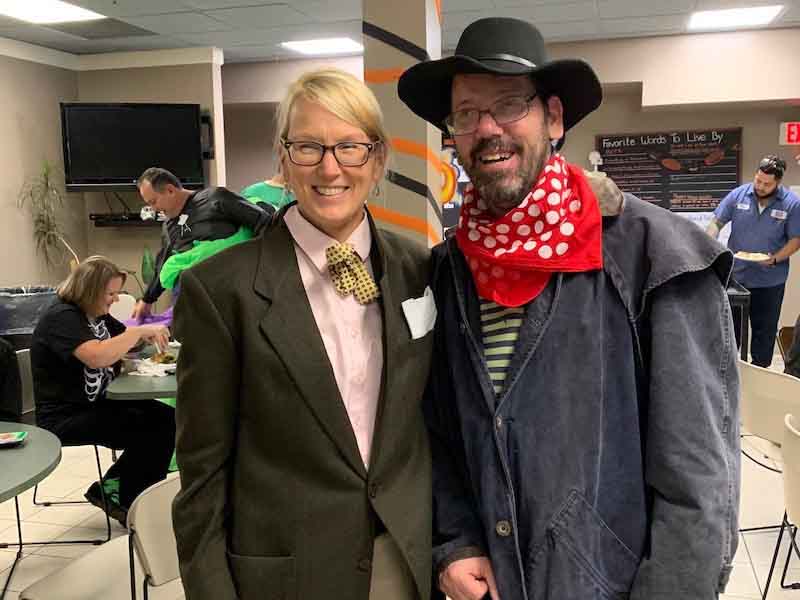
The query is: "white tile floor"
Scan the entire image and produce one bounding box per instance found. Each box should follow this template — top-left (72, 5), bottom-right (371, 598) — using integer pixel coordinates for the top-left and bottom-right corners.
top-left (1, 358), bottom-right (798, 599)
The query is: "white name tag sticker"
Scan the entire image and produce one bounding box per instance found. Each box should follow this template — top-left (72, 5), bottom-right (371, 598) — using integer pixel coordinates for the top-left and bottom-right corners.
top-left (736, 203), bottom-right (750, 210)
top-left (401, 286), bottom-right (437, 340)
top-left (771, 209), bottom-right (788, 220)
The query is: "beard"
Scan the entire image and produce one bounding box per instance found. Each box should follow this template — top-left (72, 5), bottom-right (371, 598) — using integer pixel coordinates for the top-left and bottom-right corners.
top-left (460, 132), bottom-right (551, 218)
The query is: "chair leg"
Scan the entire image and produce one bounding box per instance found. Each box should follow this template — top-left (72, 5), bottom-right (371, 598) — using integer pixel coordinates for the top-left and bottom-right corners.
top-left (0, 497), bottom-right (25, 600)
top-left (763, 511), bottom-right (789, 600)
top-left (129, 532), bottom-right (138, 600)
top-left (780, 521), bottom-right (800, 590)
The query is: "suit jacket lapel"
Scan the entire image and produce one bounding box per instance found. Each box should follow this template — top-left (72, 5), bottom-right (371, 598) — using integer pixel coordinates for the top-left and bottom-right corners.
top-left (255, 220), bottom-right (367, 478)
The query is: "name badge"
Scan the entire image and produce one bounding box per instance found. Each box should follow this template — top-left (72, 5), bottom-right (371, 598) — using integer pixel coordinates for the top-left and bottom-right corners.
top-left (736, 202), bottom-right (750, 210)
top-left (771, 209), bottom-right (788, 220)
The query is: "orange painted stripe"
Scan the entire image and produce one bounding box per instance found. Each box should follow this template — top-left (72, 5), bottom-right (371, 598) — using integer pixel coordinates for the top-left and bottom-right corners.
top-left (364, 68), bottom-right (405, 84)
top-left (434, 0), bottom-right (442, 24)
top-left (391, 137), bottom-right (441, 171)
top-left (369, 204), bottom-right (442, 245)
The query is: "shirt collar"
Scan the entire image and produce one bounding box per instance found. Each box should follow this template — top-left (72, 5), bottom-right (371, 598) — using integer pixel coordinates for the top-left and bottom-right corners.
top-left (284, 205), bottom-right (372, 273)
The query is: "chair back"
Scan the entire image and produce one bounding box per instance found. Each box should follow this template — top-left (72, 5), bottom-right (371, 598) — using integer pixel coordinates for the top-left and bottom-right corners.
top-left (783, 414), bottom-right (800, 524)
top-left (778, 326), bottom-right (795, 362)
top-left (109, 293), bottom-right (136, 322)
top-left (16, 348), bottom-right (35, 415)
top-left (739, 359), bottom-right (800, 444)
top-left (127, 473), bottom-right (181, 586)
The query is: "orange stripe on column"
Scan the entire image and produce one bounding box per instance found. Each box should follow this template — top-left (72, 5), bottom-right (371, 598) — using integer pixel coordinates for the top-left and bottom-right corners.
top-left (434, 0), bottom-right (442, 24)
top-left (369, 204), bottom-right (442, 245)
top-left (391, 137), bottom-right (441, 171)
top-left (364, 68), bottom-right (405, 84)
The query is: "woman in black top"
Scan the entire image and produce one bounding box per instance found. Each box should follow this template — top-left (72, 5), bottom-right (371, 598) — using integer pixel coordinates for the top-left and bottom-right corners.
top-left (31, 256), bottom-right (175, 523)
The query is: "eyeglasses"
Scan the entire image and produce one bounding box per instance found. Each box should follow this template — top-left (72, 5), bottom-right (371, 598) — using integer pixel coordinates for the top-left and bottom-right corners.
top-left (281, 139), bottom-right (380, 167)
top-left (444, 94), bottom-right (538, 136)
top-left (759, 156), bottom-right (786, 178)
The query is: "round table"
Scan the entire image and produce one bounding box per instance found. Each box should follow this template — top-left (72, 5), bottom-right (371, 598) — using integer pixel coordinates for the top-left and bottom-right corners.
top-left (0, 422), bottom-right (61, 504)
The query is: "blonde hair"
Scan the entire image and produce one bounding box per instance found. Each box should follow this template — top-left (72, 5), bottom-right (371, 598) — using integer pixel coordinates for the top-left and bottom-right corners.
top-left (274, 68), bottom-right (390, 179)
top-left (57, 256), bottom-right (126, 315)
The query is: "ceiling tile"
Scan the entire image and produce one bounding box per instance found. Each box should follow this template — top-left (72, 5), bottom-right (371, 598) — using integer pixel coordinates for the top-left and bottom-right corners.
top-left (292, 0), bottom-right (362, 22)
top-left (68, 0), bottom-right (198, 17)
top-left (441, 10), bottom-right (493, 31)
top-left (204, 4), bottom-right (308, 29)
top-left (500, 1), bottom-right (597, 23)
top-left (598, 0), bottom-right (696, 19)
top-left (540, 19), bottom-right (599, 39)
top-left (123, 12), bottom-right (232, 35)
top-left (180, 0), bottom-right (276, 8)
top-left (442, 0), bottom-right (495, 10)
top-left (599, 14), bottom-right (688, 35)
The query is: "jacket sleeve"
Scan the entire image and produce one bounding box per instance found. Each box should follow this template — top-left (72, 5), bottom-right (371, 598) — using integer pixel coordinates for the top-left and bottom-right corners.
top-left (215, 188), bottom-right (273, 235)
top-left (172, 270), bottom-right (240, 600)
top-left (423, 251), bottom-right (488, 577)
top-left (630, 268), bottom-right (740, 599)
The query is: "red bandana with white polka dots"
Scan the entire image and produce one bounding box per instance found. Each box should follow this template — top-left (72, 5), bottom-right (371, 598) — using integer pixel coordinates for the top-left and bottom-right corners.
top-left (456, 153), bottom-right (603, 307)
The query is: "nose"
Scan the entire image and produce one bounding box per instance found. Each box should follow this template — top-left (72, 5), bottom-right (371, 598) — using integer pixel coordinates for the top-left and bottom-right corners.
top-left (474, 110), bottom-right (503, 138)
top-left (317, 149), bottom-right (343, 178)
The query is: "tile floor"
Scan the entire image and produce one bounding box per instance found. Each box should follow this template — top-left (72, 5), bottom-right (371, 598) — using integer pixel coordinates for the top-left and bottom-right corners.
top-left (1, 358), bottom-right (798, 599)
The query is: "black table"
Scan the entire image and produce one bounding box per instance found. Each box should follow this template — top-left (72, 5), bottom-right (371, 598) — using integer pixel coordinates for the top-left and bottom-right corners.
top-left (0, 422), bottom-right (61, 599)
top-left (727, 279), bottom-right (751, 361)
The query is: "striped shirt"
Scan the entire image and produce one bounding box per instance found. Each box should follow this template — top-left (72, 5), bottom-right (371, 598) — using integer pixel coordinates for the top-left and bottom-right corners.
top-left (480, 300), bottom-right (525, 395)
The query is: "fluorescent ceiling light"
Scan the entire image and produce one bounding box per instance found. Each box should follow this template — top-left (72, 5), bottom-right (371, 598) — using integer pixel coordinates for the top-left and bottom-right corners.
top-left (0, 0), bottom-right (106, 23)
top-left (280, 37), bottom-right (363, 56)
top-left (688, 5), bottom-right (783, 30)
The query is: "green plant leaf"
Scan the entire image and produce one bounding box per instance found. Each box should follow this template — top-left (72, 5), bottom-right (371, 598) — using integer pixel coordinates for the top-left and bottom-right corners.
top-left (141, 247), bottom-right (156, 285)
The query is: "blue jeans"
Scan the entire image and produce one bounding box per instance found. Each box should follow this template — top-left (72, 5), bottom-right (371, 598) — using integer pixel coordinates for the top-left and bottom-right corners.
top-left (737, 283), bottom-right (785, 367)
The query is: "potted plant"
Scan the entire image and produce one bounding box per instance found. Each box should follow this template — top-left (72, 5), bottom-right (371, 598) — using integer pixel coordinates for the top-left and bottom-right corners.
top-left (17, 160), bottom-right (80, 270)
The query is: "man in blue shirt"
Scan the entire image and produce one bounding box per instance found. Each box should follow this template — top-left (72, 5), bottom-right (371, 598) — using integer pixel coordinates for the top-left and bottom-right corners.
top-left (708, 155), bottom-right (800, 367)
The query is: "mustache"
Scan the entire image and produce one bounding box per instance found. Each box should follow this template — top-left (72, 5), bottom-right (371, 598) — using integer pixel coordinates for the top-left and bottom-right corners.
top-left (470, 136), bottom-right (521, 163)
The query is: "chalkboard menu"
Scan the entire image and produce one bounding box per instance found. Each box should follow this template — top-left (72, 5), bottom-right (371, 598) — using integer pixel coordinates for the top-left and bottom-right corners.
top-left (596, 128), bottom-right (742, 211)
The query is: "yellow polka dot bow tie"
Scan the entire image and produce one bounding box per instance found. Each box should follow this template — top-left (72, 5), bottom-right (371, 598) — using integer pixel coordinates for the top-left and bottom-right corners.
top-left (325, 242), bottom-right (381, 305)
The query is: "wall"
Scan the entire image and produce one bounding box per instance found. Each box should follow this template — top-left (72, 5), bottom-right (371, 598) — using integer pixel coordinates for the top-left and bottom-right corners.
top-left (563, 90), bottom-right (800, 326)
top-left (0, 54), bottom-right (85, 288)
top-left (224, 103), bottom-right (277, 193)
top-left (77, 62), bottom-right (221, 302)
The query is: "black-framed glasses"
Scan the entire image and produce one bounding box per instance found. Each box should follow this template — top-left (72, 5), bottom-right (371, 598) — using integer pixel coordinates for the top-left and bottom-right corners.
top-left (759, 155), bottom-right (786, 178)
top-left (444, 94), bottom-right (538, 136)
top-left (281, 139), bottom-right (380, 167)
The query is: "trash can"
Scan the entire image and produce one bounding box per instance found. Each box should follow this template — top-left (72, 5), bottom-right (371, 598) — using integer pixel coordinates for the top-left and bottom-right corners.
top-left (0, 286), bottom-right (57, 351)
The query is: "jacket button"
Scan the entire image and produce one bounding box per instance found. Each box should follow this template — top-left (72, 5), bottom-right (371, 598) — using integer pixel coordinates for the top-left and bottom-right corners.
top-left (495, 416), bottom-right (503, 429)
top-left (358, 558), bottom-right (371, 572)
top-left (495, 520), bottom-right (512, 537)
top-left (369, 483), bottom-right (379, 498)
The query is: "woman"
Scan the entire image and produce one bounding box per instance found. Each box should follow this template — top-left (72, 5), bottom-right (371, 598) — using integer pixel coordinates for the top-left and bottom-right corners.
top-left (31, 256), bottom-right (175, 524)
top-left (173, 68), bottom-right (434, 600)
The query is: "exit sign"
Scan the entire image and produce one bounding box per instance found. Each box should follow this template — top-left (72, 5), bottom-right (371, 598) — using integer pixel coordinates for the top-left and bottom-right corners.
top-left (780, 122), bottom-right (800, 145)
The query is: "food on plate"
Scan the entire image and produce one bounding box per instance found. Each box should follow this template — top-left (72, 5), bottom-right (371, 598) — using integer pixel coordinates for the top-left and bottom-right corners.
top-left (152, 352), bottom-right (177, 364)
top-left (734, 251), bottom-right (771, 261)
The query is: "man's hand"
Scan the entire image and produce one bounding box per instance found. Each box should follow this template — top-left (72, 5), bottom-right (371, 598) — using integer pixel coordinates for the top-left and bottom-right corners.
top-left (757, 255), bottom-right (777, 267)
top-left (131, 300), bottom-right (152, 322)
top-left (439, 557), bottom-right (500, 600)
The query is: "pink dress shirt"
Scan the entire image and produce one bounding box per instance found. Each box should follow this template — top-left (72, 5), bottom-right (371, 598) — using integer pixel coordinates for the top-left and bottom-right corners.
top-left (284, 206), bottom-right (383, 469)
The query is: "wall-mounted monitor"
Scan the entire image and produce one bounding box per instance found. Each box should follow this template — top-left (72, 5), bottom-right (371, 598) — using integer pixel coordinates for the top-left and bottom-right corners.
top-left (60, 102), bottom-right (205, 192)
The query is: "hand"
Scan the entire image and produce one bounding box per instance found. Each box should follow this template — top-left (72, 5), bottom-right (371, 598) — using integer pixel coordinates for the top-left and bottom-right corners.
top-left (758, 255), bottom-right (777, 267)
top-left (439, 557), bottom-right (500, 600)
top-left (131, 300), bottom-right (152, 322)
top-left (136, 324), bottom-right (170, 353)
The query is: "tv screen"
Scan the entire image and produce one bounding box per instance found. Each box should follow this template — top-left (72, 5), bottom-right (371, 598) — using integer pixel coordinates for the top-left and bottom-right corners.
top-left (61, 103), bottom-right (205, 191)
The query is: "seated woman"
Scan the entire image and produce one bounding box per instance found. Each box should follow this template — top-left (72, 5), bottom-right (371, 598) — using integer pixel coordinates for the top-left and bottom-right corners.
top-left (31, 256), bottom-right (175, 524)
top-left (172, 68), bottom-right (433, 600)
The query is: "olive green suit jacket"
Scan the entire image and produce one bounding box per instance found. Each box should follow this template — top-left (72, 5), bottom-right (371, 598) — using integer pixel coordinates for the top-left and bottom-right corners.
top-left (172, 213), bottom-right (433, 600)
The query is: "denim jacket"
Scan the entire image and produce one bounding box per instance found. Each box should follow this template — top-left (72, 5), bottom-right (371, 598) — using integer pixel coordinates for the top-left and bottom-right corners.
top-left (426, 181), bottom-right (740, 600)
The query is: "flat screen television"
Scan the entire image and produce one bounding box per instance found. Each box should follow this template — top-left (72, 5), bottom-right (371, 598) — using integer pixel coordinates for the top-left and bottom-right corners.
top-left (60, 102), bottom-right (205, 191)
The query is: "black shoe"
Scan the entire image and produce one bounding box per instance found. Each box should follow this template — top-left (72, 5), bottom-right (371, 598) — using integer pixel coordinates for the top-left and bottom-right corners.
top-left (84, 482), bottom-right (129, 526)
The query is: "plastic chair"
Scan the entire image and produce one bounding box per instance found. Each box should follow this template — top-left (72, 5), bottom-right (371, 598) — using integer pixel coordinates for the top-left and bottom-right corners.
top-left (18, 348), bottom-right (112, 544)
top-left (110, 293), bottom-right (137, 322)
top-left (19, 474), bottom-right (184, 600)
top-left (761, 414), bottom-right (800, 598)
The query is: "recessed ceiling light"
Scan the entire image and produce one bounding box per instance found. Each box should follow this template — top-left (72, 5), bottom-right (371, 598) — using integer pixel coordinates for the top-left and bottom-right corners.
top-left (0, 0), bottom-right (106, 24)
top-left (688, 5), bottom-right (783, 30)
top-left (280, 37), bottom-right (363, 56)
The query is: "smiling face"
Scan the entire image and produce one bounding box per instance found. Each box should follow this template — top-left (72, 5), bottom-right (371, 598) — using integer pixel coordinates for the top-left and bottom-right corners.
top-left (91, 276), bottom-right (123, 318)
top-left (451, 73), bottom-right (564, 218)
top-left (281, 96), bottom-right (385, 242)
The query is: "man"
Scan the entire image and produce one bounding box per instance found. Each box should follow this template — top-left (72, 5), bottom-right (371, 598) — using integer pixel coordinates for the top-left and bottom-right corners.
top-left (398, 18), bottom-right (739, 600)
top-left (707, 155), bottom-right (800, 367)
top-left (133, 168), bottom-right (273, 320)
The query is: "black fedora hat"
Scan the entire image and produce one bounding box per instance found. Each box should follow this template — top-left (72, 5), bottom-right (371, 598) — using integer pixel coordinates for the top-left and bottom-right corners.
top-left (398, 17), bottom-right (602, 135)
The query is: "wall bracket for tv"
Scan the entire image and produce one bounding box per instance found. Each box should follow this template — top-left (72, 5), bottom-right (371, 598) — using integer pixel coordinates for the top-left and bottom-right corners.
top-left (201, 114), bottom-right (215, 160)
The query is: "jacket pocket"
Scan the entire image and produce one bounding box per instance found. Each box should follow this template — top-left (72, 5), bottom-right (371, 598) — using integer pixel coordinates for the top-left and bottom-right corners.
top-left (227, 552), bottom-right (296, 600)
top-left (527, 490), bottom-right (640, 600)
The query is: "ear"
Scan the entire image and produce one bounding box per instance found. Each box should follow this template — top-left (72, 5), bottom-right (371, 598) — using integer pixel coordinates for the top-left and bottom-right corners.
top-left (545, 95), bottom-right (565, 143)
top-left (371, 143), bottom-right (388, 187)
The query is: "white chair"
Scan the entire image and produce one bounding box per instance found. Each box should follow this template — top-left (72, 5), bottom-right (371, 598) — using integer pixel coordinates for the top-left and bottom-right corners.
top-left (20, 474), bottom-right (184, 600)
top-left (110, 293), bottom-right (137, 322)
top-left (761, 414), bottom-right (800, 599)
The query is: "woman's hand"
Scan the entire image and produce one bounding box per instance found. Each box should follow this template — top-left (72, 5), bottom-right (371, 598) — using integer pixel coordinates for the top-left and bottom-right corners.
top-left (135, 324), bottom-right (170, 352)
